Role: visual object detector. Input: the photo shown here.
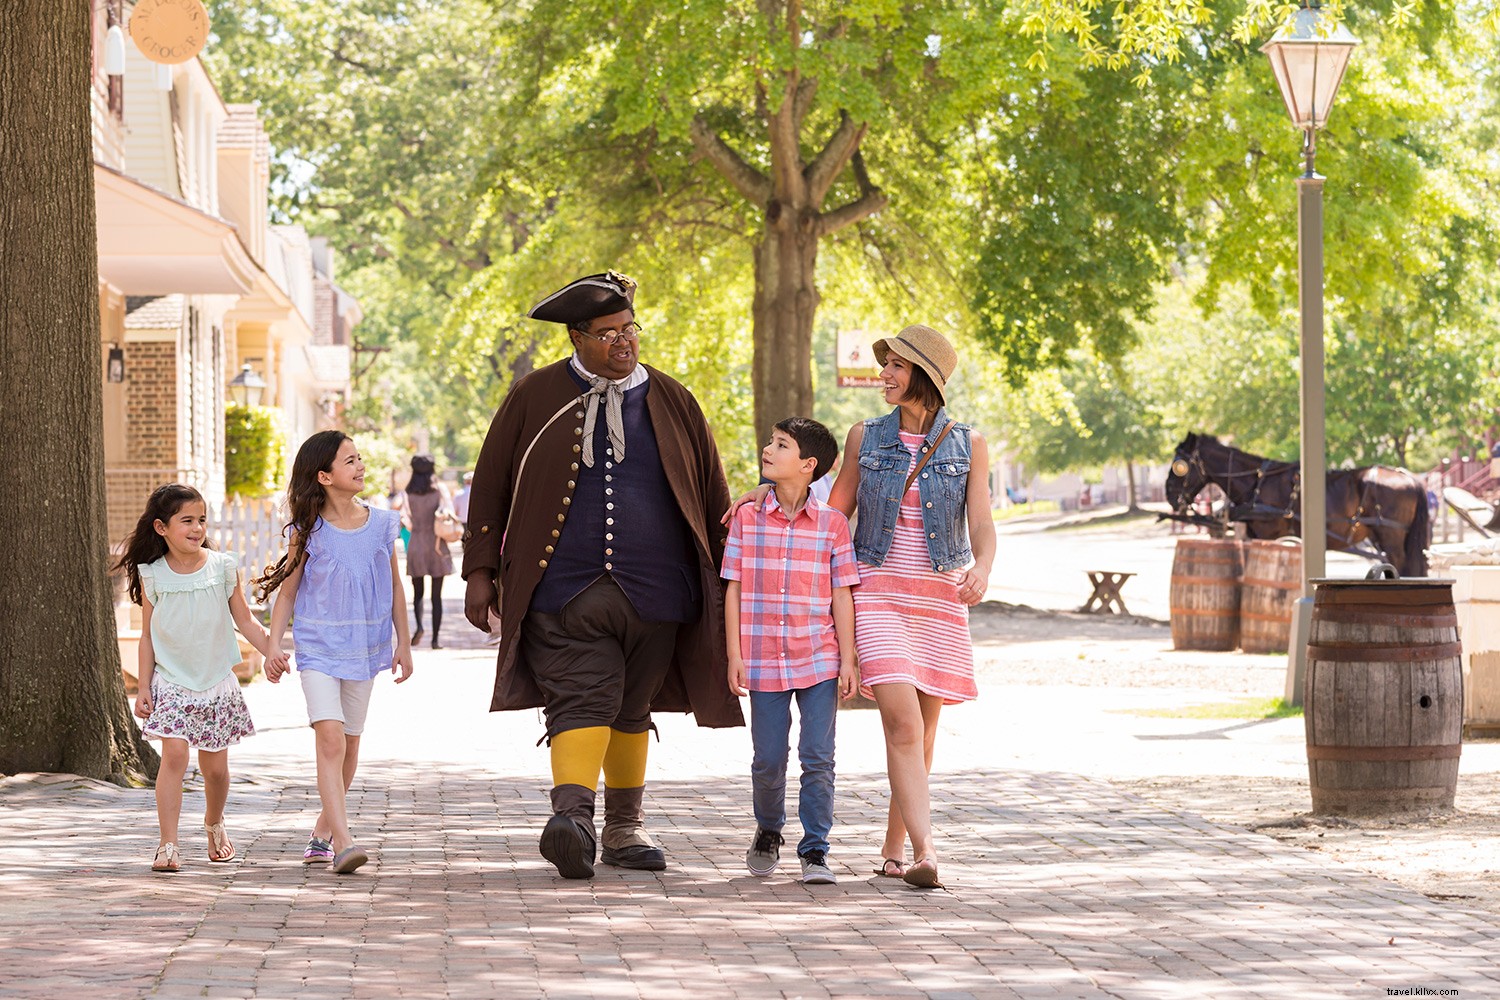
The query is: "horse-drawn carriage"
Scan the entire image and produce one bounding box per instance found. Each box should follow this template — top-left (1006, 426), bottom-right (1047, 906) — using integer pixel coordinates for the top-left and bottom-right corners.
top-left (1164, 433), bottom-right (1431, 577)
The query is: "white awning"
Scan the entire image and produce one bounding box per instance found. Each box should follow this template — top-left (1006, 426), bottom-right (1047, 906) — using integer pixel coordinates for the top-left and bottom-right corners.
top-left (94, 162), bottom-right (257, 295)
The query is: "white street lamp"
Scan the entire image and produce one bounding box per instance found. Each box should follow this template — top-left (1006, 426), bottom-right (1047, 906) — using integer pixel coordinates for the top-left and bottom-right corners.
top-left (1262, 3), bottom-right (1358, 706)
top-left (227, 363), bottom-right (267, 407)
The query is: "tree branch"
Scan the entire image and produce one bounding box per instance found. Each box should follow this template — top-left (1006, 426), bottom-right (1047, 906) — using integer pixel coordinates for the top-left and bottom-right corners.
top-left (328, 45), bottom-right (383, 77)
top-left (817, 189), bottom-right (889, 237)
top-left (805, 111), bottom-right (866, 204)
top-left (689, 116), bottom-right (772, 205)
top-left (391, 199), bottom-right (492, 271)
top-left (791, 77), bottom-right (818, 131)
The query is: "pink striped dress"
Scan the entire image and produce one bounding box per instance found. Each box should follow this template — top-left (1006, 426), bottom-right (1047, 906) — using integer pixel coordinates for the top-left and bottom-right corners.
top-left (853, 430), bottom-right (977, 703)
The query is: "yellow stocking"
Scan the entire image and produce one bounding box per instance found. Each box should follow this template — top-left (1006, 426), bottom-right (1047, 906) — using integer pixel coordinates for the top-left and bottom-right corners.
top-left (601, 728), bottom-right (649, 789)
top-left (550, 726), bottom-right (610, 790)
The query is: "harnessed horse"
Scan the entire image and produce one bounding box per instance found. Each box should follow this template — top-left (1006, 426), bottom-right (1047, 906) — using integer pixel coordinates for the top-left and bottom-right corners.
top-left (1164, 433), bottom-right (1431, 577)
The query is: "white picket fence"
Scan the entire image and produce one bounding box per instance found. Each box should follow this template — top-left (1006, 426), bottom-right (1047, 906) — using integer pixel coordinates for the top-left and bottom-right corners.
top-left (212, 496), bottom-right (285, 585)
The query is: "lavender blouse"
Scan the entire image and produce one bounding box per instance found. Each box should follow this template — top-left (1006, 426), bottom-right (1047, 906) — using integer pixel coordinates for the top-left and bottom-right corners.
top-left (292, 505), bottom-right (402, 681)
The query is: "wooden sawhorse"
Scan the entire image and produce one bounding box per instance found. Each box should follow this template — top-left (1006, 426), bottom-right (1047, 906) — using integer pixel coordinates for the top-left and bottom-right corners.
top-left (1082, 570), bottom-right (1135, 615)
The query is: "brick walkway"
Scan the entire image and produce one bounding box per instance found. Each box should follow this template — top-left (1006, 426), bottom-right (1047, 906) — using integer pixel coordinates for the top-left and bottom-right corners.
top-left (3, 643), bottom-right (1498, 998)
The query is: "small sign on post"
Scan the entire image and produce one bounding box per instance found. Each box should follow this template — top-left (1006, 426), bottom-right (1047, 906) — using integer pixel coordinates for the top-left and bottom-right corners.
top-left (836, 329), bottom-right (883, 388)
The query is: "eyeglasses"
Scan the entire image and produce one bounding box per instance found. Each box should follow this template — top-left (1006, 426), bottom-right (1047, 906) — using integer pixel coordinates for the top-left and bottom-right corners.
top-left (576, 323), bottom-right (644, 346)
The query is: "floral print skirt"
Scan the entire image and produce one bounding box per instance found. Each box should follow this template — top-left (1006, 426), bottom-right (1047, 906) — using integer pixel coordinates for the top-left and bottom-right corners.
top-left (143, 673), bottom-right (256, 751)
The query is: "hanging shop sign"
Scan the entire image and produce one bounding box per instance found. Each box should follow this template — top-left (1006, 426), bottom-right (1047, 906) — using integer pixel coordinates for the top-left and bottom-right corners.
top-left (836, 329), bottom-right (884, 388)
top-left (129, 0), bottom-right (210, 65)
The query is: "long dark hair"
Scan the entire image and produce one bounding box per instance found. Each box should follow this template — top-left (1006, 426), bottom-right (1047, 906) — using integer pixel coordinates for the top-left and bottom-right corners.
top-left (407, 453), bottom-right (436, 495)
top-left (253, 429), bottom-right (349, 600)
top-left (115, 483), bottom-right (211, 605)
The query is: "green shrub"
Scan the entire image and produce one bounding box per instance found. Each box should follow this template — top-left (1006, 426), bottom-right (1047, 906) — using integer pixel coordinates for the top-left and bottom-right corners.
top-left (225, 403), bottom-right (287, 498)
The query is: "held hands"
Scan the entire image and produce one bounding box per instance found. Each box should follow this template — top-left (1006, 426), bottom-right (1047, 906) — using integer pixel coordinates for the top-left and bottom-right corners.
top-left (719, 484), bottom-right (773, 526)
top-left (264, 648), bottom-right (291, 684)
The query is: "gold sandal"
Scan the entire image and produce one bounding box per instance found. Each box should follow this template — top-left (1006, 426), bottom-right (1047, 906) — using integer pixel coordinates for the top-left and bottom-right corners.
top-left (152, 843), bottom-right (181, 872)
top-left (204, 821), bottom-right (235, 863)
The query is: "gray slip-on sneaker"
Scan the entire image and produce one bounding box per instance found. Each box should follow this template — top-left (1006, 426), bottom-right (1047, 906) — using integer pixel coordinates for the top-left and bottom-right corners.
top-left (799, 850), bottom-right (837, 884)
top-left (745, 826), bottom-right (784, 876)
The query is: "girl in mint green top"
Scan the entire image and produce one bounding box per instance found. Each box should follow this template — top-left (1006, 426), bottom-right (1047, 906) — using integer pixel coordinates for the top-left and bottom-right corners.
top-left (116, 484), bottom-right (272, 873)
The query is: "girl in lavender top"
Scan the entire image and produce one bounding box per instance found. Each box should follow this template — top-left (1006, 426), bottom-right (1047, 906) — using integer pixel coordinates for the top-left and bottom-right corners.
top-left (257, 430), bottom-right (414, 874)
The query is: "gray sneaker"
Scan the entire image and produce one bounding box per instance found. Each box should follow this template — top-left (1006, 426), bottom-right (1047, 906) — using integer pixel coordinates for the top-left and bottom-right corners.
top-left (799, 849), bottom-right (837, 884)
top-left (746, 826), bottom-right (783, 876)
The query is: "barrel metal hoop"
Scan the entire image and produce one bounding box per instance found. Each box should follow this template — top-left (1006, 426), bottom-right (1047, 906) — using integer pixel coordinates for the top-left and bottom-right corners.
top-left (1169, 607), bottom-right (1238, 616)
top-left (1171, 575), bottom-right (1240, 586)
top-left (1242, 576), bottom-right (1301, 590)
top-left (1306, 743), bottom-right (1461, 762)
top-left (1240, 611), bottom-right (1294, 623)
top-left (1306, 641), bottom-right (1463, 662)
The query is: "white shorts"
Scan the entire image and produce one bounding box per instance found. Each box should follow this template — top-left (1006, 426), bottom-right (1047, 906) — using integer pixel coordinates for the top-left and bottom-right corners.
top-left (299, 670), bottom-right (375, 735)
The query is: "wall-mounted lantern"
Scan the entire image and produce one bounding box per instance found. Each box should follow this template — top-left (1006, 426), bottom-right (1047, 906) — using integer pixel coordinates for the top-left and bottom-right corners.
top-left (227, 362), bottom-right (267, 407)
top-left (107, 343), bottom-right (125, 383)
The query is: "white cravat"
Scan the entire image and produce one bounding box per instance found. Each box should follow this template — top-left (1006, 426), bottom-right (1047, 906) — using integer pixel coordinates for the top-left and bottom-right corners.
top-left (570, 355), bottom-right (648, 468)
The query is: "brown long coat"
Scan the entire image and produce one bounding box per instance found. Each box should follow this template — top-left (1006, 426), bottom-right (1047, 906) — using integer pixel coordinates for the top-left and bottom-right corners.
top-left (462, 359), bottom-right (742, 728)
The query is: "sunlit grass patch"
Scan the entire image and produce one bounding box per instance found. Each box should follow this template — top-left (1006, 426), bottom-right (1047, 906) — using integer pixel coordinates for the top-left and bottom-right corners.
top-left (1114, 697), bottom-right (1302, 719)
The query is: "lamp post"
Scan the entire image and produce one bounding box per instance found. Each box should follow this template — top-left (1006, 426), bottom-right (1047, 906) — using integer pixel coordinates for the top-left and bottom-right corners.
top-left (1262, 4), bottom-right (1358, 705)
top-left (227, 363), bottom-right (267, 407)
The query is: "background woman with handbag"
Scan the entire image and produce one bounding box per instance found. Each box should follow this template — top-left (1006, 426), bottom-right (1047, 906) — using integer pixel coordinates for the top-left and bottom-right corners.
top-left (824, 325), bottom-right (995, 890)
top-left (396, 453), bottom-right (456, 649)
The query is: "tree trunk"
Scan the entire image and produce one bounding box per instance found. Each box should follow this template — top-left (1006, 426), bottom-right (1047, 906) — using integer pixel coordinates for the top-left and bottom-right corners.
top-left (688, 12), bottom-right (887, 443)
top-left (0, 2), bottom-right (156, 781)
top-left (1125, 460), bottom-right (1141, 513)
top-left (751, 203), bottom-right (820, 445)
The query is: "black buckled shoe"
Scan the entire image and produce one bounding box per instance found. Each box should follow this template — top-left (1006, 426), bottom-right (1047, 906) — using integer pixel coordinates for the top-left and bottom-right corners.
top-left (601, 843), bottom-right (666, 871)
top-left (539, 813), bottom-right (597, 879)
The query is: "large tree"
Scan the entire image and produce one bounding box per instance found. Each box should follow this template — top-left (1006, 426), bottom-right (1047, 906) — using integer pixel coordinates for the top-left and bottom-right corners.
top-left (0, 2), bottom-right (155, 780)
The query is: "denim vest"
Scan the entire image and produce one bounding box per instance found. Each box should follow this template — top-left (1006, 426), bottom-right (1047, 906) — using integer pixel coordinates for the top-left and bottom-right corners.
top-left (852, 407), bottom-right (973, 572)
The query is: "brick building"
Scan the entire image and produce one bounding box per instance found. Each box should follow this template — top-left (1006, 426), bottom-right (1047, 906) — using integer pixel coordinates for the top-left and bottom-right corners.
top-left (90, 2), bottom-right (360, 543)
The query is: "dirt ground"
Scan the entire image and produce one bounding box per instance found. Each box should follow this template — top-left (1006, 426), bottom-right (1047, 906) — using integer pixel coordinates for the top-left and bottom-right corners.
top-left (975, 512), bottom-right (1500, 917)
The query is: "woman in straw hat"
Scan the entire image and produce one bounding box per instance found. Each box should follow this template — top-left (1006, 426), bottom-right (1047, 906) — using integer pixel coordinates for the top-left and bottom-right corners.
top-left (823, 324), bottom-right (995, 888)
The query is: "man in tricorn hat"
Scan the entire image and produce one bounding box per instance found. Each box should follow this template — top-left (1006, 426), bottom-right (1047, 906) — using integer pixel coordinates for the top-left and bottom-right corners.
top-left (463, 270), bottom-right (742, 878)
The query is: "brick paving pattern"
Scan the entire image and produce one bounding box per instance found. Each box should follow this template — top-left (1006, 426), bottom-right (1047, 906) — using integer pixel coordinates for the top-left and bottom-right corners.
top-left (3, 621), bottom-right (1498, 997)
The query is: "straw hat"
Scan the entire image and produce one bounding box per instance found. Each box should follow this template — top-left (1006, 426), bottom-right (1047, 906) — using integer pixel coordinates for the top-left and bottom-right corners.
top-left (873, 325), bottom-right (957, 400)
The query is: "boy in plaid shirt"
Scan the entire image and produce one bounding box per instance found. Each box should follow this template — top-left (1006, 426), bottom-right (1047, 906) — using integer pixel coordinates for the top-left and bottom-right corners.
top-left (722, 417), bottom-right (859, 883)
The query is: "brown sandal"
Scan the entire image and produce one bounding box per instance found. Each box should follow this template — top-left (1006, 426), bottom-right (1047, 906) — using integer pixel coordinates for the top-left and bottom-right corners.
top-left (873, 858), bottom-right (908, 878)
top-left (152, 843), bottom-right (181, 872)
top-left (902, 858), bottom-right (944, 889)
top-left (205, 821), bottom-right (235, 863)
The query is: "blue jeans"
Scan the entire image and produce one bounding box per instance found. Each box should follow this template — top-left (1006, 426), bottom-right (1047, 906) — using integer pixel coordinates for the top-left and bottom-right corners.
top-left (749, 678), bottom-right (838, 857)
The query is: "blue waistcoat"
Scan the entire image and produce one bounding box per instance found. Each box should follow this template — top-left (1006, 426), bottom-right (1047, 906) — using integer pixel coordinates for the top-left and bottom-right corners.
top-left (529, 369), bottom-right (700, 622)
top-left (852, 407), bottom-right (974, 572)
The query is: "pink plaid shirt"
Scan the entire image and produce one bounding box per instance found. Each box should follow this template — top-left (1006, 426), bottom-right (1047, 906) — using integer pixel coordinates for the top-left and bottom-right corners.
top-left (721, 492), bottom-right (860, 692)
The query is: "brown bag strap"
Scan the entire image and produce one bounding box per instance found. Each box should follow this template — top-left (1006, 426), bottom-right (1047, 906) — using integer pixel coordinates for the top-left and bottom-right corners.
top-left (903, 420), bottom-right (956, 494)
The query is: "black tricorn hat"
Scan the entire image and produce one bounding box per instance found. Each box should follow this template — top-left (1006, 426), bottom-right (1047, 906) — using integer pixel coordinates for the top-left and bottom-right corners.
top-left (527, 270), bottom-right (637, 326)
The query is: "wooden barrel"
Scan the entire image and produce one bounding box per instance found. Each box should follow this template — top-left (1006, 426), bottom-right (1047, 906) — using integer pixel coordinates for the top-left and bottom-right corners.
top-left (1240, 539), bottom-right (1302, 653)
top-left (1305, 578), bottom-right (1462, 815)
top-left (1169, 538), bottom-right (1242, 651)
